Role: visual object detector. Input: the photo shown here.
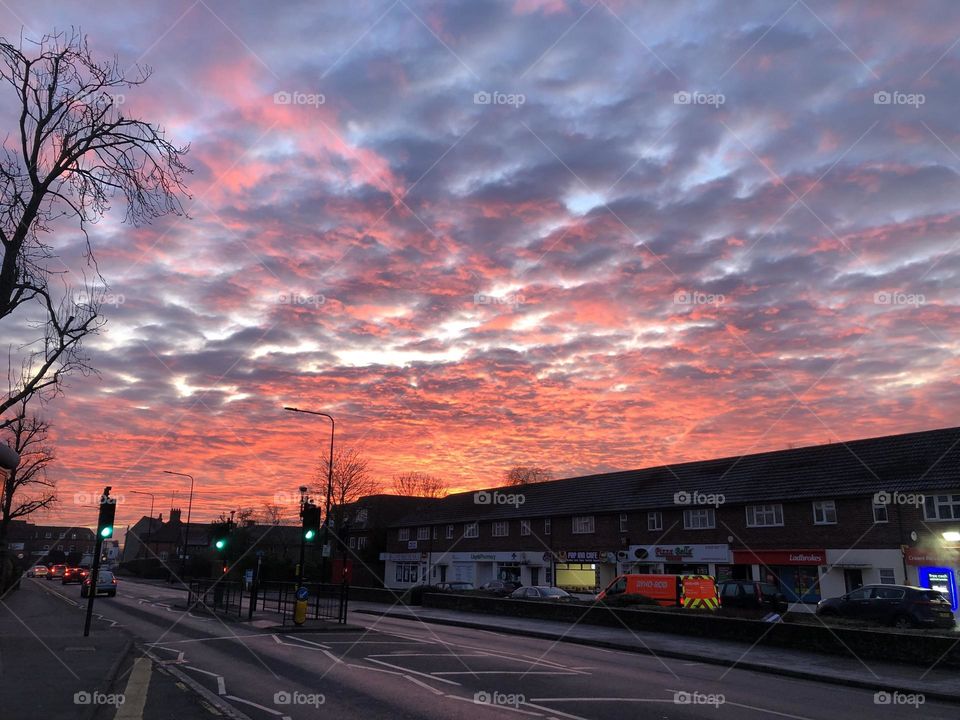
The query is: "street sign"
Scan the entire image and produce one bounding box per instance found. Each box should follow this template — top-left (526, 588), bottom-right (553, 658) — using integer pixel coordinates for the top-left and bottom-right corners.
top-left (296, 586), bottom-right (309, 601)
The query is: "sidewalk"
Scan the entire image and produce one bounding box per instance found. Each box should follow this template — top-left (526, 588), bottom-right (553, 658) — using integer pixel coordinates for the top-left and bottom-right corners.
top-left (0, 579), bottom-right (132, 720)
top-left (349, 601), bottom-right (960, 704)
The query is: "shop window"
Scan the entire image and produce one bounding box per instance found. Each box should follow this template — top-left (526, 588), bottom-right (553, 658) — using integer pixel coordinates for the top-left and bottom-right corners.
top-left (417, 527), bottom-right (430, 541)
top-left (464, 522), bottom-right (479, 538)
top-left (398, 528), bottom-right (410, 541)
top-left (872, 502), bottom-right (888, 523)
top-left (572, 516), bottom-right (595, 534)
top-left (812, 501), bottom-right (837, 525)
top-left (746, 504), bottom-right (783, 527)
top-left (544, 518), bottom-right (551, 535)
top-left (520, 520), bottom-right (531, 536)
top-left (492, 521), bottom-right (508, 537)
top-left (683, 508), bottom-right (715, 529)
top-left (924, 493), bottom-right (960, 521)
top-left (879, 568), bottom-right (896, 584)
top-left (619, 513), bottom-right (628, 532)
top-left (446, 524), bottom-right (454, 539)
top-left (647, 512), bottom-right (662, 531)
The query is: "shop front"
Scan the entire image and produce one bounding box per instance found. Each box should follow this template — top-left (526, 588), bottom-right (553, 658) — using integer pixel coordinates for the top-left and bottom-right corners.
top-left (733, 549), bottom-right (825, 603)
top-left (552, 550), bottom-right (617, 593)
top-left (622, 544), bottom-right (731, 577)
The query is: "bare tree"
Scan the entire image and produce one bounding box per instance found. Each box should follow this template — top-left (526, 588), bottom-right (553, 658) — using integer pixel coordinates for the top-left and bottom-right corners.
top-left (392, 471), bottom-right (447, 498)
top-left (0, 398), bottom-right (56, 542)
top-left (505, 465), bottom-right (553, 486)
top-left (0, 29), bottom-right (190, 419)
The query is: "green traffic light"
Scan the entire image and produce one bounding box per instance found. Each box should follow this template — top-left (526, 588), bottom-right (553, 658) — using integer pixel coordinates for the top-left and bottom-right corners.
top-left (100, 526), bottom-right (113, 538)
top-left (304, 529), bottom-right (316, 541)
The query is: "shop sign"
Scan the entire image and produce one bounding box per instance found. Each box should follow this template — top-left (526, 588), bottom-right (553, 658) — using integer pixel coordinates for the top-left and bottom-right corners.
top-left (631, 544), bottom-right (730, 563)
top-left (732, 549), bottom-right (825, 565)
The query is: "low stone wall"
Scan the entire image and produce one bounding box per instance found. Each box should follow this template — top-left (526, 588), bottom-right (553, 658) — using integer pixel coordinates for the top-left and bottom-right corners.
top-left (422, 593), bottom-right (960, 667)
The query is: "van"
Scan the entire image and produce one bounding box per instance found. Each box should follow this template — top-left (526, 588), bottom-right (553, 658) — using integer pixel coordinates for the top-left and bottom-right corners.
top-left (596, 573), bottom-right (719, 609)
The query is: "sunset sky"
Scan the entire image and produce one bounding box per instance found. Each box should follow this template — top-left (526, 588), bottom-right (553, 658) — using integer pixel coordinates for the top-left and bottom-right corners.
top-left (3, 0), bottom-right (960, 529)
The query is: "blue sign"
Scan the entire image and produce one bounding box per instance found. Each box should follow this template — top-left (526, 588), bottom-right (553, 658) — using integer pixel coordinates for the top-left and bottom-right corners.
top-left (296, 586), bottom-right (309, 601)
top-left (919, 566), bottom-right (958, 611)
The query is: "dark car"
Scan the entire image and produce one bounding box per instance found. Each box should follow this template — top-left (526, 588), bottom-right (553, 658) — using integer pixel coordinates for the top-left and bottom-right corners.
top-left (509, 586), bottom-right (573, 602)
top-left (435, 582), bottom-right (475, 593)
top-left (478, 580), bottom-right (522, 597)
top-left (718, 580), bottom-right (788, 613)
top-left (817, 584), bottom-right (956, 629)
top-left (62, 566), bottom-right (89, 585)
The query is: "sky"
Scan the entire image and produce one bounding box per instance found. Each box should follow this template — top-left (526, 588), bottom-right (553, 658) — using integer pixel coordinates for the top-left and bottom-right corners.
top-left (2, 0), bottom-right (959, 529)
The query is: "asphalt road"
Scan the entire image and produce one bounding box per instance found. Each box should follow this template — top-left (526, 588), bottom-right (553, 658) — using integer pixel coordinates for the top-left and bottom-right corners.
top-left (33, 577), bottom-right (959, 719)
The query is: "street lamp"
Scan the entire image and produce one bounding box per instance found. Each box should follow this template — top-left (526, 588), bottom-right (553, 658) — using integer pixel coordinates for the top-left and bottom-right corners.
top-left (129, 490), bottom-right (156, 561)
top-left (163, 470), bottom-right (195, 580)
top-left (284, 406), bottom-right (335, 583)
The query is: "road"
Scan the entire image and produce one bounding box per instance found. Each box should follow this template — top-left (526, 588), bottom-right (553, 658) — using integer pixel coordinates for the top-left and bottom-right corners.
top-left (33, 577), bottom-right (957, 719)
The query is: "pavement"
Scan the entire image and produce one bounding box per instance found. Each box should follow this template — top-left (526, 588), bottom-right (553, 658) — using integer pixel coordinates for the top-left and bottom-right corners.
top-left (348, 600), bottom-right (960, 704)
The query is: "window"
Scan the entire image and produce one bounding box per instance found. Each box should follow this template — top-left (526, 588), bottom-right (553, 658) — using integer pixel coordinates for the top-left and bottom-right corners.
top-left (446, 524), bottom-right (454, 539)
top-left (417, 527), bottom-right (429, 541)
top-left (872, 502), bottom-right (889, 523)
top-left (357, 536), bottom-right (368, 550)
top-left (544, 518), bottom-right (551, 535)
top-left (879, 568), bottom-right (896, 585)
top-left (746, 504), bottom-right (784, 527)
top-left (464, 522), bottom-right (479, 538)
top-left (647, 512), bottom-right (662, 531)
top-left (398, 528), bottom-right (410, 541)
top-left (924, 494), bottom-right (960, 521)
top-left (520, 520), bottom-right (531, 536)
top-left (683, 508), bottom-right (715, 529)
top-left (619, 513), bottom-right (628, 532)
top-left (813, 501), bottom-right (837, 525)
top-left (492, 521), bottom-right (508, 537)
top-left (572, 516), bottom-right (595, 534)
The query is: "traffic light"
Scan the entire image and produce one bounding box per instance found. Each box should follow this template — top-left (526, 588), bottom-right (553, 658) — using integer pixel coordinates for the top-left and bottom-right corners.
top-left (97, 494), bottom-right (117, 539)
top-left (302, 502), bottom-right (321, 542)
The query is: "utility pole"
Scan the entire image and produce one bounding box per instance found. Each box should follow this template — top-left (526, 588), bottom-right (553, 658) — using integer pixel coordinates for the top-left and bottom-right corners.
top-left (83, 487), bottom-right (116, 637)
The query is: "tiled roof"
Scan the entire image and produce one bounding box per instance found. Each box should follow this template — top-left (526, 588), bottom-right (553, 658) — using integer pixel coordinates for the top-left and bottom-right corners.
top-left (392, 426), bottom-right (960, 526)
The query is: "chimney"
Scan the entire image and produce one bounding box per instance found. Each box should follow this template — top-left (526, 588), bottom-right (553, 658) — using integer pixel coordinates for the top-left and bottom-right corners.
top-left (169, 508), bottom-right (182, 524)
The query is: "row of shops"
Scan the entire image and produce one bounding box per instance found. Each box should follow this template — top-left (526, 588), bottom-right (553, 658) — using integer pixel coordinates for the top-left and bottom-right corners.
top-left (382, 543), bottom-right (960, 606)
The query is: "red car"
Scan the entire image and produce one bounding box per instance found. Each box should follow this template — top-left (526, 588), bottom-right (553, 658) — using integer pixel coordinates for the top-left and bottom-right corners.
top-left (62, 566), bottom-right (89, 585)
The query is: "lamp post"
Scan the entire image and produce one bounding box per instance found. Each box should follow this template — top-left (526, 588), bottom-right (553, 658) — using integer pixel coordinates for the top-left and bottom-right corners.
top-left (129, 490), bottom-right (156, 561)
top-left (163, 470), bottom-right (195, 580)
top-left (284, 407), bottom-right (334, 583)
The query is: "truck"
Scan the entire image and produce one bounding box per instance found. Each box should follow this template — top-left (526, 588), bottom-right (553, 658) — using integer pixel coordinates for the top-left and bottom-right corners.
top-left (596, 573), bottom-right (719, 609)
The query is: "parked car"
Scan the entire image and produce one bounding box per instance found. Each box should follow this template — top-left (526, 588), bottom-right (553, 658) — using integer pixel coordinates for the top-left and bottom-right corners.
top-left (62, 566), bottom-right (89, 585)
top-left (81, 570), bottom-right (117, 598)
top-left (26, 565), bottom-right (48, 578)
top-left (478, 580), bottom-right (522, 597)
top-left (816, 584), bottom-right (956, 628)
top-left (718, 580), bottom-right (788, 613)
top-left (47, 564), bottom-right (66, 581)
top-left (509, 586), bottom-right (573, 602)
top-left (435, 582), bottom-right (475, 593)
